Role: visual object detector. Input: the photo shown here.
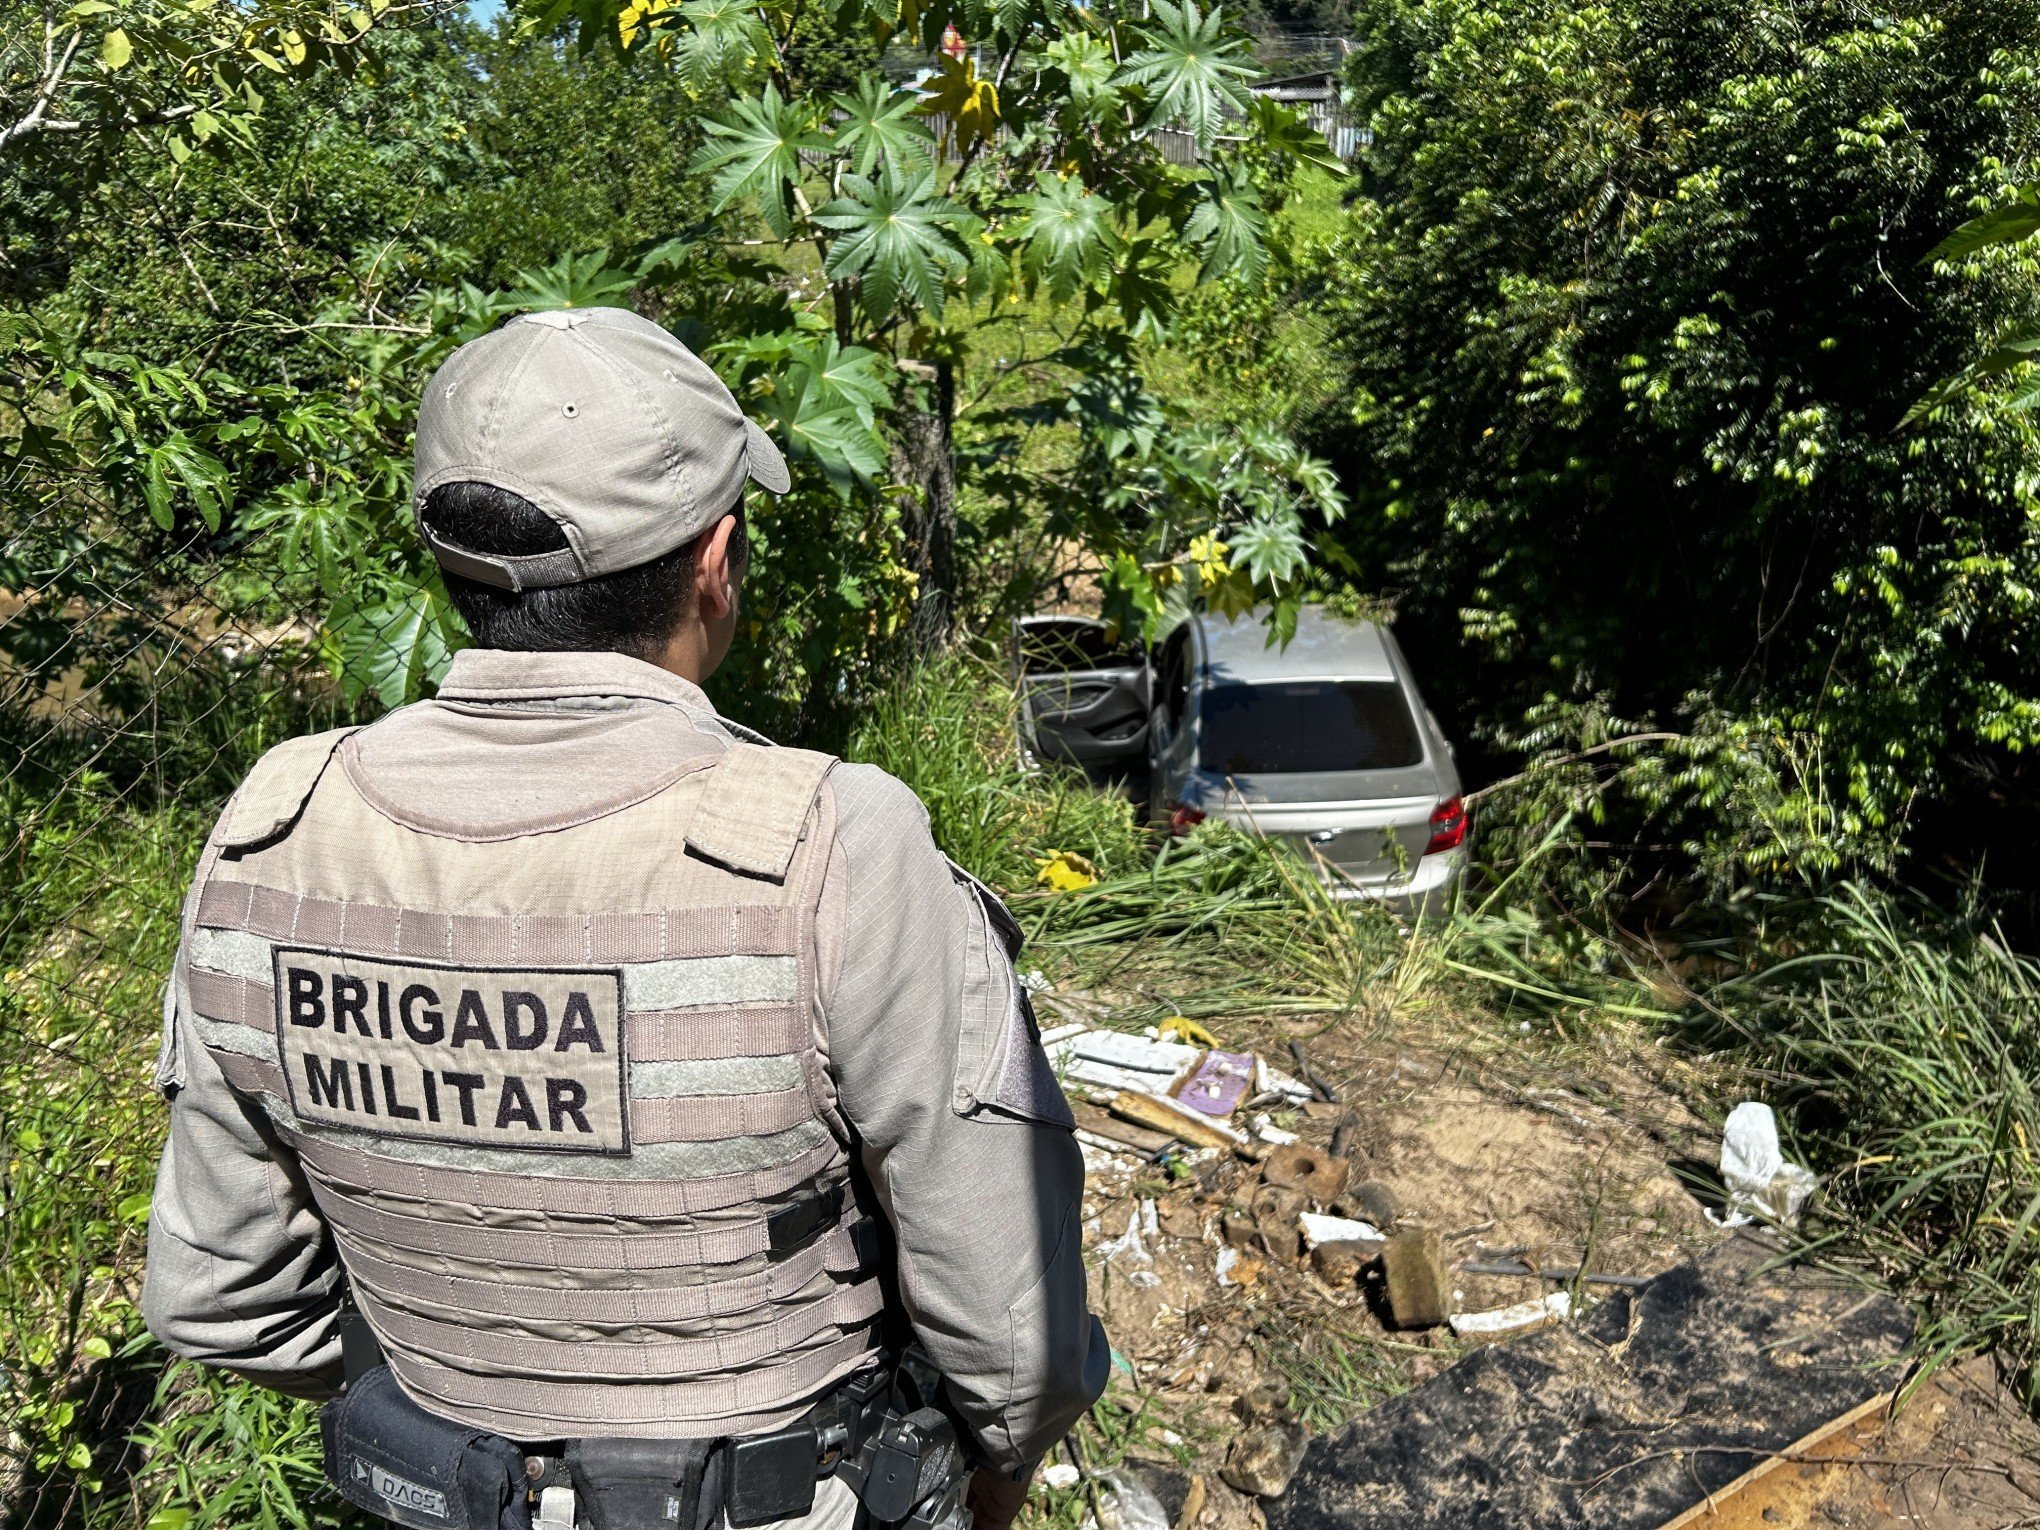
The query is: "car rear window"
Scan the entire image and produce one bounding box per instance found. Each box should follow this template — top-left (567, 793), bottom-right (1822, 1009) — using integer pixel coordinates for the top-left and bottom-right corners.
top-left (1198, 681), bottom-right (1424, 774)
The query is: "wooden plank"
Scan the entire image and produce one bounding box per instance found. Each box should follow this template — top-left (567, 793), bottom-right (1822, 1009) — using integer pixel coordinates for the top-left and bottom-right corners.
top-left (1653, 1390), bottom-right (1893, 1530)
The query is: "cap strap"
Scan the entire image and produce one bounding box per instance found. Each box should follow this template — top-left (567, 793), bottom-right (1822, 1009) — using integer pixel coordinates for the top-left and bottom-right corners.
top-left (419, 520), bottom-right (585, 592)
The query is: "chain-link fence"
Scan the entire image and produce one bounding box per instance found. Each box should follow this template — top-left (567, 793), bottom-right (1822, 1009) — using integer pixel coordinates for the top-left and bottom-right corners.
top-left (2, 505), bottom-right (367, 1528)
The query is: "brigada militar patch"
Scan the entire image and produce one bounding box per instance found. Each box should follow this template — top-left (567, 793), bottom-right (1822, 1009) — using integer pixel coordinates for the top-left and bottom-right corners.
top-left (271, 947), bottom-right (629, 1154)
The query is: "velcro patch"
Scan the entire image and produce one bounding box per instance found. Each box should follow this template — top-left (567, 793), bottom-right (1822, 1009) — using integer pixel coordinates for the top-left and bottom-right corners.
top-left (272, 947), bottom-right (629, 1155)
top-left (351, 1458), bottom-right (449, 1521)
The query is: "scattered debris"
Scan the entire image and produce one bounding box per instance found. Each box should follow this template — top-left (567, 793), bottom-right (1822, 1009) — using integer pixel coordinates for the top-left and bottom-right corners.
top-left (1096, 1468), bottom-right (1171, 1530)
top-left (1447, 1290), bottom-right (1571, 1337)
top-left (1309, 1238), bottom-right (1380, 1287)
top-left (1344, 1180), bottom-right (1400, 1231)
top-left (1073, 1099), bottom-right (1176, 1155)
top-left (1223, 1424), bottom-right (1312, 1499)
top-left (1110, 1089), bottom-right (1248, 1150)
top-left (1174, 1050), bottom-right (1258, 1117)
top-left (1709, 1101), bottom-right (1820, 1231)
top-left (1252, 1114), bottom-right (1300, 1146)
top-left (1299, 1212), bottom-right (1384, 1250)
top-left (1158, 1016), bottom-right (1221, 1048)
top-left (1036, 849), bottom-right (1100, 891)
top-left (1253, 1185), bottom-right (1309, 1260)
top-left (1056, 1029), bottom-right (1204, 1094)
top-left (1214, 1245), bottom-right (1262, 1288)
top-left (1261, 1143), bottom-right (1351, 1202)
top-left (1286, 1040), bottom-right (1340, 1103)
top-left (1462, 1258), bottom-right (1650, 1290)
top-left (1042, 1463), bottom-right (1083, 1491)
top-left (1381, 1228), bottom-right (1450, 1328)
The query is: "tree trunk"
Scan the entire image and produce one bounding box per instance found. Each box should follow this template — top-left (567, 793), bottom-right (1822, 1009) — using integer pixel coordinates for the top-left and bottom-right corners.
top-left (891, 358), bottom-right (957, 652)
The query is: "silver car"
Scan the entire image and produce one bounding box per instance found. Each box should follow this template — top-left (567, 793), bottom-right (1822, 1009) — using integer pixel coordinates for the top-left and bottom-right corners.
top-left (1016, 607), bottom-right (1466, 909)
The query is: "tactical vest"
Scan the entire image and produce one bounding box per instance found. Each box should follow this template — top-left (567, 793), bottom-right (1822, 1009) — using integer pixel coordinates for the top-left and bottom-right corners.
top-left (173, 700), bottom-right (884, 1444)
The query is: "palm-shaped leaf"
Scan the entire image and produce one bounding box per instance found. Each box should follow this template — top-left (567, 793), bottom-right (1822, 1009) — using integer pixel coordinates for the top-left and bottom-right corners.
top-left (1043, 29), bottom-right (1116, 107)
top-left (652, 0), bottom-right (770, 87)
top-left (749, 346), bottom-right (890, 496)
top-left (812, 166), bottom-right (971, 320)
top-left (1228, 512), bottom-right (1308, 585)
top-left (1112, 0), bottom-right (1256, 148)
top-left (1183, 162), bottom-right (1268, 283)
top-left (692, 85), bottom-right (826, 238)
top-left (1243, 95), bottom-right (1347, 176)
top-left (831, 75), bottom-right (935, 177)
top-left (329, 583), bottom-right (462, 708)
top-left (501, 249), bottom-right (640, 310)
top-left (1008, 175), bottom-right (1120, 302)
top-left (786, 335), bottom-right (893, 428)
top-left (1924, 188), bottom-right (2040, 265)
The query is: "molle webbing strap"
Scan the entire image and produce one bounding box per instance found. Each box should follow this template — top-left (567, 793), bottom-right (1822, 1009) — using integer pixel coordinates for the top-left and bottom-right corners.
top-left (632, 1088), bottom-right (812, 1143)
top-left (217, 729), bottom-right (359, 851)
top-left (357, 1280), bottom-right (885, 1379)
top-left (323, 1191), bottom-right (811, 1270)
top-left (684, 744), bottom-right (834, 880)
top-left (186, 967), bottom-right (269, 1030)
top-left (293, 1130), bottom-right (838, 1218)
top-left (338, 1226), bottom-right (868, 1323)
top-left (395, 1327), bottom-right (878, 1432)
top-left (627, 1006), bottom-right (810, 1061)
top-left (195, 883), bottom-right (801, 965)
top-left (211, 1048), bottom-right (285, 1100)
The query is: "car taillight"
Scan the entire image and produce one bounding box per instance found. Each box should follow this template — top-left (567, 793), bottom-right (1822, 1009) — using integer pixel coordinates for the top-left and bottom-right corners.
top-left (1169, 802), bottom-right (1206, 835)
top-left (1424, 795), bottom-right (1467, 855)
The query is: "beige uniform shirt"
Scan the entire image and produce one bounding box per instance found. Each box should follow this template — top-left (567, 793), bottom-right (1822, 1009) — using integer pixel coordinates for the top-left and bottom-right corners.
top-left (143, 650), bottom-right (1107, 1475)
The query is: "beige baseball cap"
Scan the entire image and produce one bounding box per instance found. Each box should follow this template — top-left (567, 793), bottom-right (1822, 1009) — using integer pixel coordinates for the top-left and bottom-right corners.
top-left (411, 306), bottom-right (790, 591)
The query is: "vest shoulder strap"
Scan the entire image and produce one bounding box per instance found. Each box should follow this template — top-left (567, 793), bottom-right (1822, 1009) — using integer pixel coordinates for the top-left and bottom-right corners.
top-left (685, 741), bottom-right (836, 880)
top-left (217, 726), bottom-right (360, 851)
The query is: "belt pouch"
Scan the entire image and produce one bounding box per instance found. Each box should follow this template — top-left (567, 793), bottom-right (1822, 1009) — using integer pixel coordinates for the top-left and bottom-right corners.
top-left (322, 1366), bottom-right (530, 1530)
top-left (566, 1437), bottom-right (723, 1530)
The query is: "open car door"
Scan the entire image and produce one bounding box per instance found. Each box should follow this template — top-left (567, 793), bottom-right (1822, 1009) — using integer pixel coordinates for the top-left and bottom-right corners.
top-left (1012, 616), bottom-right (1150, 775)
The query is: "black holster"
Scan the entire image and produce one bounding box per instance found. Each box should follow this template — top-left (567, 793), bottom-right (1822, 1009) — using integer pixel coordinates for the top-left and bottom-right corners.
top-left (322, 1366), bottom-right (531, 1530)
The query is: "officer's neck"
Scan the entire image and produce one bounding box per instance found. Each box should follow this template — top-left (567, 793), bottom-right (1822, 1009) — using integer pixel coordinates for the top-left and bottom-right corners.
top-left (648, 616), bottom-right (730, 689)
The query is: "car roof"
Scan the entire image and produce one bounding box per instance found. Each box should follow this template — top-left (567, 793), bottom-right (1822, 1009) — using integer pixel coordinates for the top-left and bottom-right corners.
top-left (1191, 607), bottom-right (1399, 684)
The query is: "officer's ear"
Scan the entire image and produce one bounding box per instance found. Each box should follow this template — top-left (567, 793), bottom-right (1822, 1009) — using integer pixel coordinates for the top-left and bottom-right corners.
top-left (693, 510), bottom-right (744, 621)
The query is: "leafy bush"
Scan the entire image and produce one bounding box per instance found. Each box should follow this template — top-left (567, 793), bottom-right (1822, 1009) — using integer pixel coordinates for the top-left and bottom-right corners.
top-left (1313, 0), bottom-right (2040, 895)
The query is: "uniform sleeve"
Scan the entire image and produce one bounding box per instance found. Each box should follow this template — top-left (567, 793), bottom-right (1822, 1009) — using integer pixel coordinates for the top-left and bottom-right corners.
top-left (821, 766), bottom-right (1108, 1477)
top-left (142, 948), bottom-right (346, 1398)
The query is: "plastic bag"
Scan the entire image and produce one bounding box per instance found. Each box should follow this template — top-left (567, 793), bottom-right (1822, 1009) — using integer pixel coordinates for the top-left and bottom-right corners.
top-left (1709, 1101), bottom-right (1819, 1230)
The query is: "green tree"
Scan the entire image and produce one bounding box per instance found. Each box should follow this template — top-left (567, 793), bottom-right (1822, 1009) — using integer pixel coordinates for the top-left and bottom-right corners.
top-left (1310, 0), bottom-right (2040, 892)
top-left (520, 0), bottom-right (1348, 647)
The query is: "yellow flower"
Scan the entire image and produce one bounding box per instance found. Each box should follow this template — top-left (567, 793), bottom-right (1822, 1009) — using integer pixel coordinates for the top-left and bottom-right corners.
top-left (1034, 849), bottom-right (1099, 892)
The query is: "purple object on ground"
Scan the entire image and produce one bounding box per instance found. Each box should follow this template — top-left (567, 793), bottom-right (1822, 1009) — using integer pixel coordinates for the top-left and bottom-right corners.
top-left (1175, 1049), bottom-right (1256, 1117)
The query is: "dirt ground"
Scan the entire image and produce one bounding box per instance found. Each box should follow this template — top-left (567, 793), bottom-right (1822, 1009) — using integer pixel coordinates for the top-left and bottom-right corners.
top-left (1064, 1010), bottom-right (2040, 1530)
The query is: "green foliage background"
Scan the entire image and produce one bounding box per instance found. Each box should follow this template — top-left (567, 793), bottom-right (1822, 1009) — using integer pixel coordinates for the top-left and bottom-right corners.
top-left (1305, 0), bottom-right (2040, 901)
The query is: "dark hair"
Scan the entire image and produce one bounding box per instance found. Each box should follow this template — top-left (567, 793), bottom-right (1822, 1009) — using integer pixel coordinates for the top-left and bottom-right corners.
top-left (422, 481), bottom-right (744, 657)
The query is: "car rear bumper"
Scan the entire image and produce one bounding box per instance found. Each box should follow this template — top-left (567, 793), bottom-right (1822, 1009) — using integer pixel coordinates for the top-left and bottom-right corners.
top-left (1319, 845), bottom-right (1465, 917)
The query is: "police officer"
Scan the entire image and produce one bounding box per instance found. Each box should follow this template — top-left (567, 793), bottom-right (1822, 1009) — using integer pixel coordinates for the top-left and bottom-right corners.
top-left (142, 307), bottom-right (1108, 1530)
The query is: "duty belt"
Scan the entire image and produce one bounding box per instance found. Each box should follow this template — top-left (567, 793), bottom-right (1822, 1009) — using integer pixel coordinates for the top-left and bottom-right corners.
top-left (324, 1325), bottom-right (975, 1530)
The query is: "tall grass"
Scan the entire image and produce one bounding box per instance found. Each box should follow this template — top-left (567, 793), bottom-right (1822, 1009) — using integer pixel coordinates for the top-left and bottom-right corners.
top-left (1694, 886), bottom-right (2040, 1390)
top-left (845, 650), bottom-right (1405, 1023)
